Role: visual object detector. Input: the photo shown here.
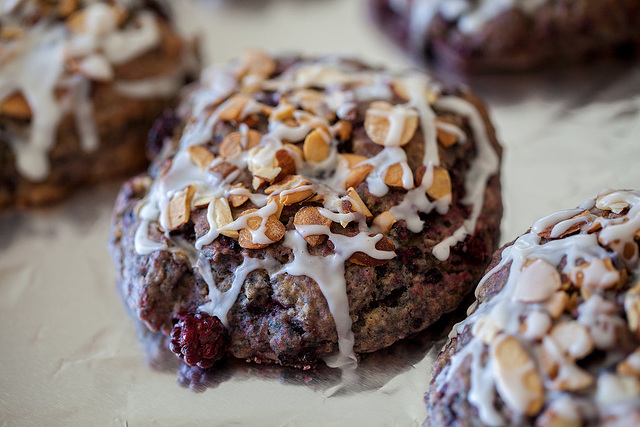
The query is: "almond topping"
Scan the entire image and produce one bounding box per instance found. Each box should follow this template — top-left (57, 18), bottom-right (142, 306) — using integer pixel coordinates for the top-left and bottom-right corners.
top-left (212, 197), bottom-right (238, 238)
top-left (568, 258), bottom-right (621, 299)
top-left (348, 236), bottom-right (395, 267)
top-left (274, 148), bottom-right (297, 179)
top-left (270, 99), bottom-right (296, 121)
top-left (303, 128), bottom-right (331, 163)
top-left (364, 101), bottom-right (418, 147)
top-left (342, 188), bottom-right (373, 223)
top-left (218, 94), bottom-right (252, 122)
top-left (58, 0), bottom-right (79, 18)
top-left (491, 335), bottom-right (545, 416)
top-left (237, 209), bottom-right (285, 249)
top-left (188, 146), bottom-right (215, 169)
top-left (280, 185), bottom-right (315, 206)
top-left (549, 321), bottom-right (594, 360)
top-left (1, 25), bottom-right (22, 39)
top-left (265, 175), bottom-right (307, 194)
top-left (228, 183), bottom-right (249, 208)
top-left (340, 153), bottom-right (368, 168)
top-left (545, 291), bottom-right (569, 319)
top-left (332, 120), bottom-right (353, 142)
top-left (1, 93), bottom-right (32, 119)
top-left (166, 185), bottom-right (195, 231)
top-left (391, 79), bottom-right (438, 104)
top-left (435, 118), bottom-right (459, 148)
top-left (253, 166), bottom-right (281, 184)
top-left (624, 282), bottom-right (640, 340)
top-left (513, 259), bottom-right (562, 303)
top-left (472, 315), bottom-right (502, 344)
top-left (240, 49), bottom-right (276, 78)
top-left (520, 311), bottom-right (552, 341)
top-left (344, 164), bottom-right (374, 189)
top-left (372, 211), bottom-right (396, 235)
top-left (219, 133), bottom-right (243, 158)
top-left (210, 160), bottom-right (239, 179)
top-left (617, 348), bottom-right (640, 376)
top-left (534, 404), bottom-right (581, 427)
top-left (193, 196), bottom-right (215, 209)
top-left (425, 167), bottom-right (452, 201)
top-left (383, 163), bottom-right (413, 189)
top-left (294, 206), bottom-right (332, 247)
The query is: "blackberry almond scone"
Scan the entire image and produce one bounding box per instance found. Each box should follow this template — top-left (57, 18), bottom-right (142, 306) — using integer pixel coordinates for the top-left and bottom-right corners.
top-left (426, 189), bottom-right (640, 426)
top-left (370, 0), bottom-right (640, 72)
top-left (0, 0), bottom-right (197, 207)
top-left (109, 52), bottom-right (503, 369)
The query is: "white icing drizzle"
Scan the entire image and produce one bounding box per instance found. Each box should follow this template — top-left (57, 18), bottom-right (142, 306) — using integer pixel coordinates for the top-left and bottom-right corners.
top-left (0, 1), bottom-right (189, 181)
top-left (132, 55), bottom-right (499, 367)
top-left (433, 190), bottom-right (640, 426)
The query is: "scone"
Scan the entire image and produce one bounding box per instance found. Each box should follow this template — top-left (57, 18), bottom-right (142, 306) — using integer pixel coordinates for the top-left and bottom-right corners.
top-left (370, 0), bottom-right (640, 72)
top-left (426, 189), bottom-right (640, 426)
top-left (109, 51), bottom-right (503, 370)
top-left (0, 0), bottom-right (197, 207)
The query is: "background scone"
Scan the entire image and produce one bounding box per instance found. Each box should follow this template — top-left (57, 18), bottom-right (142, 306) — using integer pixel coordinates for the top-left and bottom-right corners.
top-left (426, 189), bottom-right (640, 426)
top-left (369, 0), bottom-right (640, 72)
top-left (109, 52), bottom-right (503, 369)
top-left (0, 0), bottom-right (197, 207)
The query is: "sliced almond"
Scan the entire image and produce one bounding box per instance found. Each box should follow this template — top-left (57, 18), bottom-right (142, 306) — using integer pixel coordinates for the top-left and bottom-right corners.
top-left (537, 210), bottom-right (591, 239)
top-left (240, 49), bottom-right (276, 78)
top-left (568, 258), bottom-right (622, 300)
top-left (270, 99), bottom-right (296, 121)
top-left (166, 185), bottom-right (196, 231)
top-left (550, 321), bottom-right (594, 360)
top-left (219, 132), bottom-right (243, 158)
top-left (58, 0), bottom-right (79, 18)
top-left (218, 94), bottom-right (252, 122)
top-left (1, 25), bottom-right (23, 40)
top-left (435, 117), bottom-right (459, 148)
top-left (303, 127), bottom-right (331, 163)
top-left (332, 120), bottom-right (353, 142)
top-left (268, 194), bottom-right (284, 220)
top-left (342, 188), bottom-right (373, 223)
top-left (545, 291), bottom-right (569, 319)
top-left (212, 197), bottom-right (238, 238)
top-left (617, 348), bottom-right (640, 376)
top-left (228, 183), bottom-right (249, 208)
top-left (345, 164), bottom-right (374, 189)
top-left (472, 315), bottom-right (502, 345)
top-left (280, 185), bottom-right (315, 206)
top-left (210, 160), bottom-right (239, 179)
top-left (340, 153), bottom-right (368, 168)
top-left (293, 89), bottom-right (327, 117)
top-left (383, 163), bottom-right (412, 189)
top-left (372, 211), bottom-right (396, 235)
top-left (391, 79), bottom-right (438, 104)
top-left (253, 166), bottom-right (281, 184)
top-left (625, 282), bottom-right (640, 340)
top-left (513, 259), bottom-right (562, 303)
top-left (274, 148), bottom-right (297, 179)
top-left (193, 195), bottom-right (215, 209)
top-left (520, 311), bottom-right (552, 341)
top-left (188, 145), bottom-right (215, 169)
top-left (550, 360), bottom-right (594, 392)
top-left (348, 236), bottom-right (395, 267)
top-left (265, 175), bottom-right (307, 195)
top-left (237, 208), bottom-right (286, 249)
top-left (491, 335), bottom-right (545, 416)
top-left (425, 167), bottom-right (452, 201)
top-left (294, 206), bottom-right (332, 247)
top-left (1, 93), bottom-right (32, 119)
top-left (364, 101), bottom-right (418, 147)
top-left (534, 403), bottom-right (581, 427)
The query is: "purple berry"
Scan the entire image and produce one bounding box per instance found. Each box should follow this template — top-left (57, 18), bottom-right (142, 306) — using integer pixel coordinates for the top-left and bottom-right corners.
top-left (170, 312), bottom-right (228, 369)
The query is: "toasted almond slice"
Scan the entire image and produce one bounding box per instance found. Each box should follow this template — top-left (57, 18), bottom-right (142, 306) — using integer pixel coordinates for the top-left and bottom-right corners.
top-left (617, 348), bottom-right (640, 376)
top-left (342, 188), bottom-right (373, 222)
top-left (372, 211), bottom-right (396, 235)
top-left (472, 315), bottom-right (502, 345)
top-left (520, 311), bottom-right (552, 341)
top-left (537, 210), bottom-right (591, 239)
top-left (1, 93), bottom-right (32, 119)
top-left (514, 259), bottom-right (562, 303)
top-left (303, 127), bottom-right (331, 163)
top-left (340, 153), bottom-right (368, 168)
top-left (391, 79), bottom-right (439, 104)
top-left (364, 101), bottom-right (418, 147)
top-left (546, 291), bottom-right (569, 319)
top-left (58, 0), bottom-right (79, 18)
top-left (268, 195), bottom-right (284, 220)
top-left (550, 360), bottom-right (594, 392)
top-left (550, 321), bottom-right (594, 360)
top-left (238, 208), bottom-right (286, 249)
top-left (492, 335), bottom-right (545, 416)
top-left (274, 148), bottom-right (297, 179)
top-left (348, 236), bottom-right (395, 267)
top-left (435, 117), bottom-right (459, 148)
top-left (293, 89), bottom-right (327, 116)
top-left (188, 145), bottom-right (215, 169)
top-left (254, 166), bottom-right (281, 183)
top-left (228, 183), bottom-right (249, 208)
top-left (193, 195), bottom-right (214, 209)
top-left (210, 160), bottom-right (239, 179)
top-left (166, 185), bottom-right (195, 231)
top-left (264, 175), bottom-right (306, 194)
top-left (294, 206), bottom-right (332, 247)
top-left (625, 282), bottom-right (640, 340)
top-left (345, 164), bottom-right (374, 189)
top-left (240, 49), bottom-right (276, 78)
top-left (332, 120), bottom-right (353, 142)
top-left (425, 167), bottom-right (452, 201)
top-left (534, 403), bottom-right (581, 427)
top-left (568, 258), bottom-right (621, 300)
top-left (280, 185), bottom-right (315, 206)
top-left (219, 94), bottom-right (252, 122)
top-left (211, 197), bottom-right (238, 238)
top-left (76, 54), bottom-right (114, 81)
top-left (219, 132), bottom-right (243, 158)
top-left (1, 25), bottom-right (22, 39)
top-left (270, 99), bottom-right (296, 121)
top-left (383, 163), bottom-right (413, 189)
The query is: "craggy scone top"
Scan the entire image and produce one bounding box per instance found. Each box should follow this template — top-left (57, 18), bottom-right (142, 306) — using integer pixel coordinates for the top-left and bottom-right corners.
top-left (133, 52), bottom-right (500, 366)
top-left (431, 190), bottom-right (640, 426)
top-left (0, 0), bottom-right (192, 181)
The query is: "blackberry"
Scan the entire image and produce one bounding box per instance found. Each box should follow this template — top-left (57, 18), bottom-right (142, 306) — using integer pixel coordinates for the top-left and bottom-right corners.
top-left (146, 109), bottom-right (179, 159)
top-left (170, 312), bottom-right (228, 369)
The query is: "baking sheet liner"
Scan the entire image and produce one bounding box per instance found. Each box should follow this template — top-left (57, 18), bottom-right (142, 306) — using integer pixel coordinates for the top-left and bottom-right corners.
top-left (1, 0), bottom-right (640, 425)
